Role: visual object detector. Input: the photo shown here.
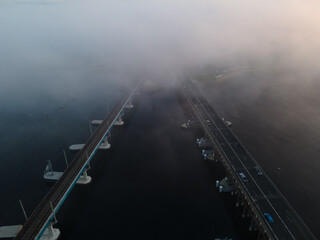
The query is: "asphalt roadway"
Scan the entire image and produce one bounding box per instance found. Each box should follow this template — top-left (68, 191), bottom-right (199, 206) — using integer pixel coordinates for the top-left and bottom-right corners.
top-left (183, 80), bottom-right (317, 240)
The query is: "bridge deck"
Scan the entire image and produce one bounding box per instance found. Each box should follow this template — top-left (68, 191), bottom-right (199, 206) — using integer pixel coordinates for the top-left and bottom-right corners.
top-left (14, 86), bottom-right (137, 240)
top-left (182, 80), bottom-right (316, 240)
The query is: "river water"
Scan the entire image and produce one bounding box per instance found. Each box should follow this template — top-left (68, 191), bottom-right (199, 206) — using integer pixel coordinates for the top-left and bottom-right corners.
top-left (1, 71), bottom-right (319, 239)
top-left (1, 80), bottom-right (263, 240)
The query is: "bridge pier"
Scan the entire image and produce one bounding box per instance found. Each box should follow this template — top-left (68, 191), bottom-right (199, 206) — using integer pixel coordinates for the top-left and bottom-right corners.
top-left (70, 136), bottom-right (110, 151)
top-left (40, 222), bottom-right (60, 240)
top-left (125, 98), bottom-right (134, 108)
top-left (202, 149), bottom-right (214, 160)
top-left (114, 114), bottom-right (124, 126)
top-left (100, 136), bottom-right (111, 149)
top-left (43, 160), bottom-right (92, 185)
top-left (196, 137), bottom-right (211, 148)
top-left (78, 168), bottom-right (92, 184)
top-left (91, 120), bottom-right (103, 125)
top-left (70, 143), bottom-right (108, 151)
top-left (216, 177), bottom-right (235, 193)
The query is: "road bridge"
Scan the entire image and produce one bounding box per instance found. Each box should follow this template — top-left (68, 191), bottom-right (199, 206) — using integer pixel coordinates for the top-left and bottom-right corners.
top-left (181, 79), bottom-right (317, 240)
top-left (12, 83), bottom-right (139, 240)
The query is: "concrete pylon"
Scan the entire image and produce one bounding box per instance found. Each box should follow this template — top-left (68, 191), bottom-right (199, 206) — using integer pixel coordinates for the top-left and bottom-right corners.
top-left (125, 98), bottom-right (134, 108)
top-left (115, 115), bottom-right (124, 126)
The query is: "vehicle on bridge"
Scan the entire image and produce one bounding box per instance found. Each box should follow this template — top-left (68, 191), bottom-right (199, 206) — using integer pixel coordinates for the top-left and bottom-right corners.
top-left (239, 172), bottom-right (248, 183)
top-left (182, 79), bottom-right (317, 239)
top-left (264, 213), bottom-right (274, 224)
top-left (255, 167), bottom-right (263, 176)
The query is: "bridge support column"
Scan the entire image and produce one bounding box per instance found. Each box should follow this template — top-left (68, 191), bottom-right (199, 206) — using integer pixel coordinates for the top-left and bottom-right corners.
top-left (78, 168), bottom-right (92, 184)
top-left (115, 115), bottom-right (124, 126)
top-left (125, 98), bottom-right (134, 108)
top-left (40, 221), bottom-right (60, 240)
top-left (91, 120), bottom-right (103, 125)
top-left (99, 137), bottom-right (111, 150)
top-left (216, 177), bottom-right (234, 193)
top-left (43, 160), bottom-right (92, 185)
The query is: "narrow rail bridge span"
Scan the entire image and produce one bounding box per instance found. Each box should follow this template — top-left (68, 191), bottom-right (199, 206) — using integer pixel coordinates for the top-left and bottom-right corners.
top-left (13, 84), bottom-right (139, 240)
top-left (181, 79), bottom-right (317, 240)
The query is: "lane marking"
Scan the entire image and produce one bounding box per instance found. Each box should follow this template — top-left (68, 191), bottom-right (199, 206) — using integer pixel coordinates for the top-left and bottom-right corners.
top-left (185, 83), bottom-right (295, 240)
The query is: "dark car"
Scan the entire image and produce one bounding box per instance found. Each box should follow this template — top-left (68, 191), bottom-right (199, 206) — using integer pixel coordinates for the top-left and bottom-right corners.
top-left (255, 167), bottom-right (263, 176)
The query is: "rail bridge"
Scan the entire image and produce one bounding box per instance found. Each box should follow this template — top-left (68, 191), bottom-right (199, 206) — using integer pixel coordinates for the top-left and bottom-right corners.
top-left (12, 83), bottom-right (139, 240)
top-left (181, 79), bottom-right (317, 240)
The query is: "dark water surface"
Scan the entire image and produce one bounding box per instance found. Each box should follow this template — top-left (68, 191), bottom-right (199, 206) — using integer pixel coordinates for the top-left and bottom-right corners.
top-left (198, 70), bottom-right (320, 239)
top-left (0, 85), bottom-right (259, 239)
top-left (0, 80), bottom-right (119, 227)
top-left (58, 88), bottom-right (256, 240)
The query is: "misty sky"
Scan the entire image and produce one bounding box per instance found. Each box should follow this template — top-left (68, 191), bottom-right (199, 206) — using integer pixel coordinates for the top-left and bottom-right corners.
top-left (1, 0), bottom-right (320, 92)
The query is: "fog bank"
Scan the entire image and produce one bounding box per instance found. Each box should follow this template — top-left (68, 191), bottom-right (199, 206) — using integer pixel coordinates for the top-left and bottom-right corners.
top-left (1, 0), bottom-right (320, 93)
